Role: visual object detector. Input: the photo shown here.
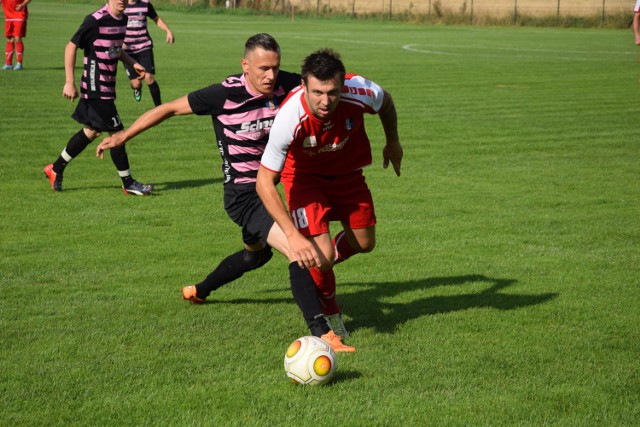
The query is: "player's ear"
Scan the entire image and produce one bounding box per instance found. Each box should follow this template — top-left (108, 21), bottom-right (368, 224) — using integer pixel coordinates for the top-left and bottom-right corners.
top-left (241, 58), bottom-right (249, 74)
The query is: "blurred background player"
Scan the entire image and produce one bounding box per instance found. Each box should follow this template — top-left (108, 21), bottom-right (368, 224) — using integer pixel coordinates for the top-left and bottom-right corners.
top-left (95, 34), bottom-right (354, 352)
top-left (633, 0), bottom-right (640, 45)
top-left (2, 0), bottom-right (30, 70)
top-left (124, 0), bottom-right (174, 105)
top-left (43, 0), bottom-right (153, 196)
top-left (257, 49), bottom-right (403, 350)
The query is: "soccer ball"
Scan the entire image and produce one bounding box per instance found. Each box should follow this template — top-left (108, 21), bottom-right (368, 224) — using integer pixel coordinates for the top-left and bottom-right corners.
top-left (284, 336), bottom-right (336, 386)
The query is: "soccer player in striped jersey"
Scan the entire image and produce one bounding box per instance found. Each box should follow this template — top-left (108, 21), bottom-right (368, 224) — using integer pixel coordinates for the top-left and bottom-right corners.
top-left (95, 34), bottom-right (354, 352)
top-left (43, 0), bottom-right (153, 196)
top-left (2, 0), bottom-right (30, 70)
top-left (257, 49), bottom-right (403, 349)
top-left (123, 0), bottom-right (174, 105)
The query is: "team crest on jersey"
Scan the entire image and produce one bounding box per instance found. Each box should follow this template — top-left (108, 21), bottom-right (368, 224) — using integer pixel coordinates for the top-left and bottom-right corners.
top-left (129, 19), bottom-right (144, 28)
top-left (303, 136), bottom-right (317, 148)
top-left (345, 118), bottom-right (354, 131)
top-left (266, 96), bottom-right (277, 110)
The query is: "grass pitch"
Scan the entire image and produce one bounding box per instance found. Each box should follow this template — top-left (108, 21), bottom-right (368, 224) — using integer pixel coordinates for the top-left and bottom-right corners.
top-left (1, 2), bottom-right (639, 425)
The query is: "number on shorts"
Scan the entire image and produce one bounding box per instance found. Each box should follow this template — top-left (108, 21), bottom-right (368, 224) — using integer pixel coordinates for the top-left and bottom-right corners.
top-left (111, 115), bottom-right (122, 128)
top-left (291, 208), bottom-right (308, 229)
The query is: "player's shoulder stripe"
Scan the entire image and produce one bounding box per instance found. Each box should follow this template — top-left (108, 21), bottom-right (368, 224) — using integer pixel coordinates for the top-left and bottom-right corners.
top-left (222, 75), bottom-right (244, 88)
top-left (281, 85), bottom-right (304, 106)
top-left (91, 5), bottom-right (109, 20)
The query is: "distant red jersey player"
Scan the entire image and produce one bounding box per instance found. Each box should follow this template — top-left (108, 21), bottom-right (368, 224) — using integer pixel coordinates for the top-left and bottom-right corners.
top-left (2, 0), bottom-right (29, 70)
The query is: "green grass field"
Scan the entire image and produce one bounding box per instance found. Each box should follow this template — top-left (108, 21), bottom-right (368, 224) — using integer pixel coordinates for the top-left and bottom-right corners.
top-left (1, 2), bottom-right (639, 425)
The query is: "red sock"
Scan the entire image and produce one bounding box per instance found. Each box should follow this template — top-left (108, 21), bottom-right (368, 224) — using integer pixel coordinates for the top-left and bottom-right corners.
top-left (333, 230), bottom-right (358, 265)
top-left (15, 41), bottom-right (23, 63)
top-left (309, 267), bottom-right (340, 315)
top-left (5, 41), bottom-right (14, 65)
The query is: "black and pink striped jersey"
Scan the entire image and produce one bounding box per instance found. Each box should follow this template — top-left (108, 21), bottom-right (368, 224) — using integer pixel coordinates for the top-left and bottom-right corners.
top-left (124, 0), bottom-right (158, 54)
top-left (71, 5), bottom-right (128, 100)
top-left (187, 71), bottom-right (301, 187)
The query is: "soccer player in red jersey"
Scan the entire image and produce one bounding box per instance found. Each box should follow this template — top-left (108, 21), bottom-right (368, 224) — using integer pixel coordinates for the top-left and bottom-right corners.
top-left (2, 0), bottom-right (30, 70)
top-left (43, 0), bottom-right (153, 195)
top-left (257, 49), bottom-right (403, 347)
top-left (633, 0), bottom-right (640, 45)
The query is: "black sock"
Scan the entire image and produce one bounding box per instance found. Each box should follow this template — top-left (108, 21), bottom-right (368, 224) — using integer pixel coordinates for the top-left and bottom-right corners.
top-left (121, 176), bottom-right (135, 187)
top-left (196, 250), bottom-right (251, 298)
top-left (109, 145), bottom-right (134, 185)
top-left (289, 262), bottom-right (330, 337)
top-left (110, 145), bottom-right (130, 171)
top-left (53, 129), bottom-right (92, 174)
top-left (148, 81), bottom-right (162, 106)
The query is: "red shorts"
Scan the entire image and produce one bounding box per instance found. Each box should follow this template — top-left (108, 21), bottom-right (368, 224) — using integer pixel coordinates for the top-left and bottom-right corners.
top-left (283, 170), bottom-right (376, 237)
top-left (5, 20), bottom-right (27, 38)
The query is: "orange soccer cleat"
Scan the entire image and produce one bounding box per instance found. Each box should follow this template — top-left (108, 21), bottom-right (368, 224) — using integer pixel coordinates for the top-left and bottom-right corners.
top-left (320, 330), bottom-right (356, 353)
top-left (181, 285), bottom-right (206, 304)
top-left (43, 164), bottom-right (62, 192)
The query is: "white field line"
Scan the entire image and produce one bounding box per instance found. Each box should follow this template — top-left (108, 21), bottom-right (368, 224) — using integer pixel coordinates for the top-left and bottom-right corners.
top-left (291, 35), bottom-right (634, 62)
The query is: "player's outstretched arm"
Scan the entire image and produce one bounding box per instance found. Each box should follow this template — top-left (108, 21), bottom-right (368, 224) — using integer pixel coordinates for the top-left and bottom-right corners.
top-left (96, 96), bottom-right (193, 158)
top-left (378, 89), bottom-right (403, 177)
top-left (63, 42), bottom-right (79, 102)
top-left (154, 17), bottom-right (175, 44)
top-left (256, 166), bottom-right (322, 269)
top-left (634, 13), bottom-right (640, 45)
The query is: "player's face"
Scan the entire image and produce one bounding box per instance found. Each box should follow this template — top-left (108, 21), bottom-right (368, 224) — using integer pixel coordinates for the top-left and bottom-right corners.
top-left (303, 73), bottom-right (343, 120)
top-left (242, 48), bottom-right (281, 96)
top-left (108, 0), bottom-right (127, 15)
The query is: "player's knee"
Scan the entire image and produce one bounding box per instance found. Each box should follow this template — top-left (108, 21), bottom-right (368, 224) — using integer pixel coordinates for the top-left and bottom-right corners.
top-left (361, 240), bottom-right (376, 253)
top-left (242, 246), bottom-right (273, 271)
top-left (83, 128), bottom-right (100, 140)
top-left (354, 237), bottom-right (376, 254)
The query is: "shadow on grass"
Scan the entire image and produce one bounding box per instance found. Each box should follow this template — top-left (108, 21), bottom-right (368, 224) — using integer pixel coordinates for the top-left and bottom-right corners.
top-left (332, 369), bottom-right (362, 383)
top-left (152, 178), bottom-right (220, 192)
top-left (340, 274), bottom-right (558, 334)
top-left (221, 274), bottom-right (558, 334)
top-left (46, 177), bottom-right (220, 194)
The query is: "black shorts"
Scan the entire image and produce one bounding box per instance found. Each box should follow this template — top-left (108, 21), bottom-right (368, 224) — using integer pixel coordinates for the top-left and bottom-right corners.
top-left (224, 185), bottom-right (274, 246)
top-left (124, 49), bottom-right (156, 80)
top-left (71, 99), bottom-right (123, 133)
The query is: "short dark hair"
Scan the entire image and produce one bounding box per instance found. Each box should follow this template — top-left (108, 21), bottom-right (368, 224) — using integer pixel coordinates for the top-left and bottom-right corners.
top-left (301, 48), bottom-right (346, 85)
top-left (244, 33), bottom-right (280, 57)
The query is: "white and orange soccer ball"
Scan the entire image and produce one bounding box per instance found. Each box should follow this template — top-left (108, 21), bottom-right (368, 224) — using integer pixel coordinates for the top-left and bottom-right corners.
top-left (284, 336), bottom-right (337, 386)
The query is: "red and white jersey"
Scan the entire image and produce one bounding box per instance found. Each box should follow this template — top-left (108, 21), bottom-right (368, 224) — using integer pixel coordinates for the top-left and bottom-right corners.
top-left (261, 74), bottom-right (384, 179)
top-left (2, 0), bottom-right (29, 21)
top-left (635, 0), bottom-right (640, 13)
